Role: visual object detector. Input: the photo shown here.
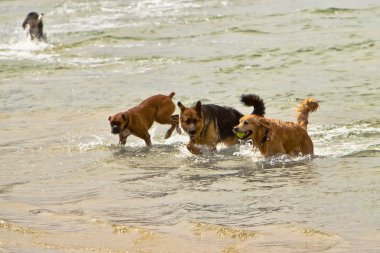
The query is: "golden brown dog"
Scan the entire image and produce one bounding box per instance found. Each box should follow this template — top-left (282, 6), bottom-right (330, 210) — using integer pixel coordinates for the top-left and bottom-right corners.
top-left (108, 92), bottom-right (180, 146)
top-left (178, 94), bottom-right (265, 155)
top-left (233, 98), bottom-right (319, 157)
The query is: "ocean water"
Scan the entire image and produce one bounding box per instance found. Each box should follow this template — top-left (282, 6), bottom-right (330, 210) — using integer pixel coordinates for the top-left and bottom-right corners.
top-left (0, 0), bottom-right (379, 252)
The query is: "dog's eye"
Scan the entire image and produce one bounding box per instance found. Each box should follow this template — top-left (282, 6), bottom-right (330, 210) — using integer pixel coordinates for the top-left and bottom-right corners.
top-left (243, 121), bottom-right (249, 125)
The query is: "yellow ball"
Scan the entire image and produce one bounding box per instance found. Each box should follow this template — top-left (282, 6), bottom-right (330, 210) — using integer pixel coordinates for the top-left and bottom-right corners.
top-left (236, 132), bottom-right (245, 138)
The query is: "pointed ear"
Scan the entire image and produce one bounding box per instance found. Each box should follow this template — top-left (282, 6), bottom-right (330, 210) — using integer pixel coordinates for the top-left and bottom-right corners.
top-left (195, 101), bottom-right (202, 115)
top-left (108, 116), bottom-right (111, 121)
top-left (177, 101), bottom-right (186, 111)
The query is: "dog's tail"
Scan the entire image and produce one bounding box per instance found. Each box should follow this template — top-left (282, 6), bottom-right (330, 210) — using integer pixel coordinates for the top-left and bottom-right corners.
top-left (168, 92), bottom-right (175, 99)
top-left (296, 98), bottom-right (319, 130)
top-left (241, 94), bottom-right (265, 116)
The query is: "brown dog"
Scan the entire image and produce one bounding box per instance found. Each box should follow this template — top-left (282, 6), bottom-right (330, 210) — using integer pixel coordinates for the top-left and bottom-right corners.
top-left (233, 98), bottom-right (319, 157)
top-left (108, 92), bottom-right (180, 146)
top-left (178, 94), bottom-right (265, 154)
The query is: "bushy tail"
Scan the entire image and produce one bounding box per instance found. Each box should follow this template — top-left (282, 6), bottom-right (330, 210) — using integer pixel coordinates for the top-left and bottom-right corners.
top-left (296, 98), bottom-right (319, 130)
top-left (240, 94), bottom-right (265, 116)
top-left (168, 92), bottom-right (175, 98)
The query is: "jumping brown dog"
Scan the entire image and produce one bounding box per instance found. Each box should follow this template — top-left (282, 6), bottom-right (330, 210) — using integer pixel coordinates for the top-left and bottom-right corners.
top-left (177, 94), bottom-right (265, 155)
top-left (108, 92), bottom-right (180, 146)
top-left (233, 98), bottom-right (319, 157)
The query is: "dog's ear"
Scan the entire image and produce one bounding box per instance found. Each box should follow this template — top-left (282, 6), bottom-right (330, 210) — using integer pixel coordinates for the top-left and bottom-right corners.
top-left (177, 101), bottom-right (186, 111)
top-left (195, 101), bottom-right (202, 115)
top-left (108, 116), bottom-right (111, 121)
top-left (257, 118), bottom-right (272, 129)
top-left (122, 113), bottom-right (129, 124)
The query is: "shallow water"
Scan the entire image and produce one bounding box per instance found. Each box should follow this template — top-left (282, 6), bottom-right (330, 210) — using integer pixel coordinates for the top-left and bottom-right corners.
top-left (1, 0), bottom-right (380, 252)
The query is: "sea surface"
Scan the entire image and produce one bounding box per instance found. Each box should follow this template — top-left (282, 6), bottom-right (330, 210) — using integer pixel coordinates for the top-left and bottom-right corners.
top-left (1, 0), bottom-right (380, 252)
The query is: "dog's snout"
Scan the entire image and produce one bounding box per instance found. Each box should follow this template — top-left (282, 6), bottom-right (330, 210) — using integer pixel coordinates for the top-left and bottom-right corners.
top-left (188, 127), bottom-right (196, 135)
top-left (233, 127), bottom-right (239, 133)
top-left (111, 125), bottom-right (119, 133)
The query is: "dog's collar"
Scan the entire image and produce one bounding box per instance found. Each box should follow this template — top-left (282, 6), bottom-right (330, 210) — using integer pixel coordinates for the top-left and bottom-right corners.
top-left (260, 128), bottom-right (269, 148)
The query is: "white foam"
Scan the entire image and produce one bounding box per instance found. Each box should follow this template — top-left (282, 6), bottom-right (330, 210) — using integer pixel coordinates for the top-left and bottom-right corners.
top-left (130, 0), bottom-right (202, 18)
top-left (1, 39), bottom-right (50, 51)
top-left (67, 120), bottom-right (379, 161)
top-left (46, 0), bottom-right (203, 33)
top-left (176, 143), bottom-right (194, 158)
top-left (0, 33), bottom-right (55, 61)
top-left (164, 134), bottom-right (189, 145)
top-left (77, 135), bottom-right (106, 151)
top-left (310, 122), bottom-right (380, 158)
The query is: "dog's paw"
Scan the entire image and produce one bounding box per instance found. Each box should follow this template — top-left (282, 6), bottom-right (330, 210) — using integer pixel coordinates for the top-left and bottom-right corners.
top-left (187, 143), bottom-right (202, 155)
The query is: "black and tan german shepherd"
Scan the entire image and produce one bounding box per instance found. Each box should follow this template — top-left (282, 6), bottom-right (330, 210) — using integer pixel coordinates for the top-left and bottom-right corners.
top-left (177, 94), bottom-right (265, 154)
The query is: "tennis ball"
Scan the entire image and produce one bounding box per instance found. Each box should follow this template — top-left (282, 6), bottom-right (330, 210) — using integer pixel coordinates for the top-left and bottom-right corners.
top-left (236, 132), bottom-right (245, 139)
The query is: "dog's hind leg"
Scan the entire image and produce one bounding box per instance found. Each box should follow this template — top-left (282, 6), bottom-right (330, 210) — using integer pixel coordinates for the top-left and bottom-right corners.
top-left (163, 114), bottom-right (181, 139)
top-left (155, 104), bottom-right (179, 139)
top-left (171, 114), bottom-right (181, 134)
top-left (300, 136), bottom-right (314, 155)
top-left (143, 132), bottom-right (152, 146)
top-left (165, 114), bottom-right (181, 139)
top-left (165, 126), bottom-right (175, 139)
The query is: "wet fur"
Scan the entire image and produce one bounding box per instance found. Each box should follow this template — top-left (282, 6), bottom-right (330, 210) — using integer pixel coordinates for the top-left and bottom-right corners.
top-left (234, 98), bottom-right (319, 157)
top-left (178, 94), bottom-right (265, 155)
top-left (108, 92), bottom-right (181, 147)
top-left (22, 12), bottom-right (46, 42)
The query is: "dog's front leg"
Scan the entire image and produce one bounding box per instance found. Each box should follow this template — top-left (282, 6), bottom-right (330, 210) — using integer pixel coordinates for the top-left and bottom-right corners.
top-left (118, 134), bottom-right (127, 146)
top-left (263, 144), bottom-right (286, 157)
top-left (187, 142), bottom-right (202, 155)
top-left (118, 129), bottom-right (131, 146)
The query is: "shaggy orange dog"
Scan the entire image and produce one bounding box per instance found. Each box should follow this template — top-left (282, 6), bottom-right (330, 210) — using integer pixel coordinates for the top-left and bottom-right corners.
top-left (233, 98), bottom-right (319, 157)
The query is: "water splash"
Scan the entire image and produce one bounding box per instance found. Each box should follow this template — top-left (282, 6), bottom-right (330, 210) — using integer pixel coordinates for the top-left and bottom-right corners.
top-left (0, 32), bottom-right (55, 63)
top-left (1, 40), bottom-right (50, 52)
top-left (311, 120), bottom-right (380, 158)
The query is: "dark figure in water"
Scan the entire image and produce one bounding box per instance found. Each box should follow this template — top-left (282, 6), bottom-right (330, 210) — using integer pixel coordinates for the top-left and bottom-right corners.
top-left (22, 12), bottom-right (47, 42)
